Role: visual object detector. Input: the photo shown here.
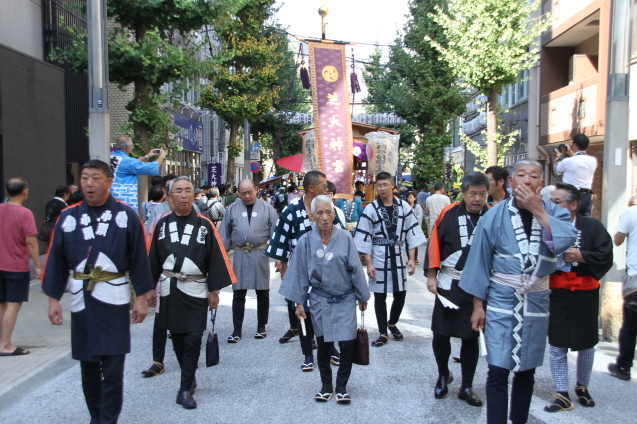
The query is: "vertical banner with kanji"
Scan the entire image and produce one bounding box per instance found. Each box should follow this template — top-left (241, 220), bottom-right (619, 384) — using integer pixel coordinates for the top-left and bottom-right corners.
top-left (207, 163), bottom-right (222, 188)
top-left (309, 42), bottom-right (353, 199)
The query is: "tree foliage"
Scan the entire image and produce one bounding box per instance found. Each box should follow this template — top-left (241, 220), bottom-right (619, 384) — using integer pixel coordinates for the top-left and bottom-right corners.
top-left (253, 37), bottom-right (311, 177)
top-left (428, 0), bottom-right (549, 165)
top-left (49, 0), bottom-right (239, 153)
top-left (200, 0), bottom-right (288, 184)
top-left (362, 0), bottom-right (466, 188)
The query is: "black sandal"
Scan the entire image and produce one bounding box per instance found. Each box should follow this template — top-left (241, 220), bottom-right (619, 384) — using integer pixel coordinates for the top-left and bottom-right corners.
top-left (388, 322), bottom-right (404, 341)
top-left (278, 328), bottom-right (298, 344)
top-left (575, 385), bottom-right (595, 407)
top-left (371, 334), bottom-right (389, 347)
top-left (141, 361), bottom-right (165, 378)
top-left (543, 393), bottom-right (574, 412)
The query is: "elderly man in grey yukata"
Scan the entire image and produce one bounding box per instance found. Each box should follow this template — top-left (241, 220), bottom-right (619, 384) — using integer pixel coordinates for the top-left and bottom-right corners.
top-left (280, 195), bottom-right (370, 404)
top-left (220, 179), bottom-right (279, 342)
top-left (459, 160), bottom-right (576, 424)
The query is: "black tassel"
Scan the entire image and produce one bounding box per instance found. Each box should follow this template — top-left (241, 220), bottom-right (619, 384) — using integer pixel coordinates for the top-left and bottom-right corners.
top-left (300, 67), bottom-right (311, 89)
top-left (350, 72), bottom-right (361, 94)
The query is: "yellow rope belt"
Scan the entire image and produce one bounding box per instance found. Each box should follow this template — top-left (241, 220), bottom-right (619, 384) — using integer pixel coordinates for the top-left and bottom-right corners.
top-left (73, 265), bottom-right (126, 292)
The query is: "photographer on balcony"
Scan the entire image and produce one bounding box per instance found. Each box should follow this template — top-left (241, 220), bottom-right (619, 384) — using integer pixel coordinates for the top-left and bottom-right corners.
top-left (553, 133), bottom-right (597, 216)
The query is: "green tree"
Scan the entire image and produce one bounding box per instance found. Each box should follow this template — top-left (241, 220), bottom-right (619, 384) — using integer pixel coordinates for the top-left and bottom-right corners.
top-left (200, 0), bottom-right (287, 184)
top-left (362, 0), bottom-right (466, 188)
top-left (427, 0), bottom-right (549, 166)
top-left (251, 33), bottom-right (311, 177)
top-left (48, 0), bottom-right (242, 203)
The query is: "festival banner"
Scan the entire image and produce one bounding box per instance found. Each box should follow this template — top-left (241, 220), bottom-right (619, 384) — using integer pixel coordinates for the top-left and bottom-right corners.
top-left (207, 163), bottom-right (222, 188)
top-left (309, 41), bottom-right (353, 199)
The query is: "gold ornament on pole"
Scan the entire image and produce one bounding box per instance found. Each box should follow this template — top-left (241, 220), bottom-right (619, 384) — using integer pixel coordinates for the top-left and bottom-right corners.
top-left (319, 1), bottom-right (329, 40)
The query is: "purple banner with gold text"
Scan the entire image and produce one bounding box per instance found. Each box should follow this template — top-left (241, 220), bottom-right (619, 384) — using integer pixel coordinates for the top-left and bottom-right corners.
top-left (309, 42), bottom-right (353, 199)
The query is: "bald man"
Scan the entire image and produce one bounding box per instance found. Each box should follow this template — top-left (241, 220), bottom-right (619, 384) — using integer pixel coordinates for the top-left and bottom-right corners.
top-left (219, 179), bottom-right (279, 341)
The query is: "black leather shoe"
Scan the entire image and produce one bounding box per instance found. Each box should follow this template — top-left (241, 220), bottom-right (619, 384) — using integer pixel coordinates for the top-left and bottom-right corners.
top-left (434, 371), bottom-right (453, 399)
top-left (608, 363), bottom-right (631, 381)
top-left (458, 387), bottom-right (483, 407)
top-left (176, 391), bottom-right (197, 409)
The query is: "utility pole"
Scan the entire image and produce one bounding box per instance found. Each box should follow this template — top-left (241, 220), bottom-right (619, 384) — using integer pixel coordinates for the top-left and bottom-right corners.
top-left (87, 0), bottom-right (110, 161)
top-left (601, 0), bottom-right (633, 340)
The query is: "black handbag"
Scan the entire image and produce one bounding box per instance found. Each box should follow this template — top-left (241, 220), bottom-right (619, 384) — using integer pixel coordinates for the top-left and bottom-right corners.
top-left (206, 309), bottom-right (219, 367)
top-left (353, 310), bottom-right (369, 366)
top-left (39, 218), bottom-right (55, 243)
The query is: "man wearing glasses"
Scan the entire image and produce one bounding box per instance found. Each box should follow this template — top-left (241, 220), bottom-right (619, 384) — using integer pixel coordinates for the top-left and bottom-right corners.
top-left (354, 172), bottom-right (426, 347)
top-left (148, 176), bottom-right (236, 409)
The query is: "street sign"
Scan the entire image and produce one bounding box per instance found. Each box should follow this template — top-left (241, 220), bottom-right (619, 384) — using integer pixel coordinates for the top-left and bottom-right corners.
top-left (250, 151), bottom-right (261, 160)
top-left (250, 142), bottom-right (261, 153)
top-left (250, 162), bottom-right (261, 173)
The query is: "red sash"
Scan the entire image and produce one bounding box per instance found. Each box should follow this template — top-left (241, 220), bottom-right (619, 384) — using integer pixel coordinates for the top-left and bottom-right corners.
top-left (549, 271), bottom-right (599, 291)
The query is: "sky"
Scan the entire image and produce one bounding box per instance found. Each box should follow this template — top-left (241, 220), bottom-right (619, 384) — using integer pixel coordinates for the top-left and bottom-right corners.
top-left (274, 0), bottom-right (411, 113)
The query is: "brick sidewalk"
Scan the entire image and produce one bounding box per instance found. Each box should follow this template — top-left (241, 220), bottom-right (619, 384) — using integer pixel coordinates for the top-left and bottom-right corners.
top-left (0, 280), bottom-right (72, 397)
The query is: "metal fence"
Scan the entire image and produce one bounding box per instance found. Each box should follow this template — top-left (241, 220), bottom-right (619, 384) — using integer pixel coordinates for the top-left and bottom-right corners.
top-left (43, 0), bottom-right (90, 165)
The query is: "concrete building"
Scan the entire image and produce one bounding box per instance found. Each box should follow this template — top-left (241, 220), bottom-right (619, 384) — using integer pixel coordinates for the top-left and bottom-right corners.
top-left (539, 0), bottom-right (610, 217)
top-left (0, 0), bottom-right (68, 249)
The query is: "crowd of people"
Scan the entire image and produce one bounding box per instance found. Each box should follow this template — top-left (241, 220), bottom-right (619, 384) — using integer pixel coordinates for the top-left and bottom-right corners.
top-left (3, 133), bottom-right (637, 424)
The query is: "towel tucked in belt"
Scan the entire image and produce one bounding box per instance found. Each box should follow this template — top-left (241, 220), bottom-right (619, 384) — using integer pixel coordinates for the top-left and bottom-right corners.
top-left (162, 270), bottom-right (206, 282)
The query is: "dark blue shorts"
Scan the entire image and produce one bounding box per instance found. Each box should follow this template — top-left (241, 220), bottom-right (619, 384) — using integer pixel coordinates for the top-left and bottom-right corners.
top-left (0, 271), bottom-right (30, 303)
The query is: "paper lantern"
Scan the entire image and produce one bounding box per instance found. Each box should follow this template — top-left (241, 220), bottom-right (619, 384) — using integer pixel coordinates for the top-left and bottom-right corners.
top-left (365, 131), bottom-right (399, 176)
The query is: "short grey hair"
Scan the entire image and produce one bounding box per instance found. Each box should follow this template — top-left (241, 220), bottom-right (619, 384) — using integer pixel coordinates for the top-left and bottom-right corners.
top-left (512, 159), bottom-right (543, 177)
top-left (116, 136), bottom-right (133, 151)
top-left (210, 187), bottom-right (219, 197)
top-left (311, 195), bottom-right (333, 213)
top-left (629, 196), bottom-right (637, 206)
top-left (460, 171), bottom-right (490, 191)
top-left (168, 176), bottom-right (193, 193)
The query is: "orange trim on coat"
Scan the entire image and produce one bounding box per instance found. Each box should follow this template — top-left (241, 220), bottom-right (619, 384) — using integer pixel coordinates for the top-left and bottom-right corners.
top-left (198, 213), bottom-right (238, 284)
top-left (426, 202), bottom-right (460, 270)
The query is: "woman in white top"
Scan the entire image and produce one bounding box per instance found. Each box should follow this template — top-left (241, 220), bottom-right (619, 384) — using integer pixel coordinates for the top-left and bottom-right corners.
top-left (407, 192), bottom-right (424, 264)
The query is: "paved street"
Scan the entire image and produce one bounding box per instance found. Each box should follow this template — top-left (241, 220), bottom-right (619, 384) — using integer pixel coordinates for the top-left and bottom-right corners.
top-left (0, 256), bottom-right (635, 423)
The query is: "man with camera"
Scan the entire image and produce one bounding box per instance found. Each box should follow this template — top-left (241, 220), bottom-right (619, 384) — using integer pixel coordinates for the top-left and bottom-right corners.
top-left (110, 136), bottom-right (167, 213)
top-left (553, 133), bottom-right (597, 216)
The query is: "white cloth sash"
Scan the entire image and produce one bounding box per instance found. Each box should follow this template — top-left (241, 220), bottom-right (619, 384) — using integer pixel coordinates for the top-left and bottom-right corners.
top-left (491, 272), bottom-right (548, 295)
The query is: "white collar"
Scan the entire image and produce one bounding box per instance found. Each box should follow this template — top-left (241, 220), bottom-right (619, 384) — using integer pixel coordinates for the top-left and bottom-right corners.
top-left (54, 197), bottom-right (67, 205)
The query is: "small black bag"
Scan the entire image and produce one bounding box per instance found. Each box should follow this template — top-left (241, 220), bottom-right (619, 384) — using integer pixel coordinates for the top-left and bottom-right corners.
top-left (39, 218), bottom-right (55, 243)
top-left (206, 309), bottom-right (219, 367)
top-left (353, 310), bottom-right (369, 366)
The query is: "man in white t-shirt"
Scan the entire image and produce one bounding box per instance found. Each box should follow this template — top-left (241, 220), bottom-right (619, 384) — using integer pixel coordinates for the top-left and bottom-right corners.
top-left (553, 133), bottom-right (597, 216)
top-left (608, 197), bottom-right (637, 381)
top-left (425, 181), bottom-right (450, 234)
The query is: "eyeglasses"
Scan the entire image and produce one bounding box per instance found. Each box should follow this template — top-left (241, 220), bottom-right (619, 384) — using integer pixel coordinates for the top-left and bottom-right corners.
top-left (376, 183), bottom-right (391, 189)
top-left (171, 188), bottom-right (194, 195)
top-left (551, 199), bottom-right (569, 205)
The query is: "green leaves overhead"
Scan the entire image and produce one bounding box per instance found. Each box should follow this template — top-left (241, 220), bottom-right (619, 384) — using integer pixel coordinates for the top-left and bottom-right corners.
top-left (428, 0), bottom-right (549, 94)
top-left (362, 0), bottom-right (466, 188)
top-left (200, 0), bottom-right (289, 182)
